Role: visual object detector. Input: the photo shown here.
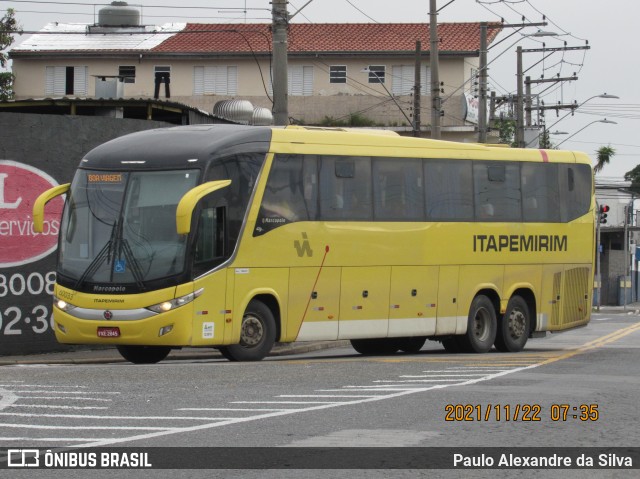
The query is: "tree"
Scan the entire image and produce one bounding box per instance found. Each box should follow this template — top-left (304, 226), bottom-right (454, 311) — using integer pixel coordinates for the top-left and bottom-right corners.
top-left (494, 118), bottom-right (516, 146)
top-left (0, 8), bottom-right (19, 101)
top-left (594, 145), bottom-right (616, 174)
top-left (624, 165), bottom-right (640, 194)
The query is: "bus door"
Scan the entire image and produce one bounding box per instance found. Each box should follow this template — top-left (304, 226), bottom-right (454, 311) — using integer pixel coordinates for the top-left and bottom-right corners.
top-left (338, 266), bottom-right (391, 339)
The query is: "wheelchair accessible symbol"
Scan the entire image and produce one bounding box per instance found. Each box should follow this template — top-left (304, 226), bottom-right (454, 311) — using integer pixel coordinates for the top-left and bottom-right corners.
top-left (114, 259), bottom-right (126, 273)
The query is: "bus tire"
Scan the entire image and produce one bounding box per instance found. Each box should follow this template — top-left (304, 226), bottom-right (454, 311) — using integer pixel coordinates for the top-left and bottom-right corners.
top-left (459, 295), bottom-right (497, 353)
top-left (116, 345), bottom-right (171, 364)
top-left (220, 300), bottom-right (276, 361)
top-left (495, 295), bottom-right (530, 352)
top-left (350, 338), bottom-right (399, 355)
top-left (395, 337), bottom-right (427, 353)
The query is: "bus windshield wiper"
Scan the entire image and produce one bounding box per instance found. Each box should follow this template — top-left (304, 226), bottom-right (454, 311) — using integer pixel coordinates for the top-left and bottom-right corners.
top-left (74, 220), bottom-right (118, 290)
top-left (74, 219), bottom-right (146, 291)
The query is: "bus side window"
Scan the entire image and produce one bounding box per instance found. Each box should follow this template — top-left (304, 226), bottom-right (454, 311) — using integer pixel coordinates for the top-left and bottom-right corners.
top-left (194, 205), bottom-right (226, 265)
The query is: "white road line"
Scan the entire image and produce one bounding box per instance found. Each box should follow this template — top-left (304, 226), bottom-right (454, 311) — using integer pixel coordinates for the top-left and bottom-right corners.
top-left (373, 379), bottom-right (465, 383)
top-left (277, 395), bottom-right (379, 398)
top-left (0, 412), bottom-right (239, 421)
top-left (399, 374), bottom-right (492, 378)
top-left (0, 437), bottom-right (116, 442)
top-left (0, 384), bottom-right (89, 388)
top-left (176, 408), bottom-right (290, 412)
top-left (230, 401), bottom-right (340, 405)
top-left (0, 424), bottom-right (181, 431)
top-left (15, 396), bottom-right (112, 402)
top-left (9, 404), bottom-right (108, 410)
top-left (8, 390), bottom-right (119, 395)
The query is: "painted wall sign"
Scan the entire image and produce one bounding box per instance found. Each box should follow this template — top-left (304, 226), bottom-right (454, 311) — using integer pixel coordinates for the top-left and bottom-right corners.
top-left (0, 160), bottom-right (64, 268)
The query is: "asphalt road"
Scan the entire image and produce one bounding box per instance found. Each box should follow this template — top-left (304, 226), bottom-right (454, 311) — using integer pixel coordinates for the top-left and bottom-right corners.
top-left (1, 311), bottom-right (639, 479)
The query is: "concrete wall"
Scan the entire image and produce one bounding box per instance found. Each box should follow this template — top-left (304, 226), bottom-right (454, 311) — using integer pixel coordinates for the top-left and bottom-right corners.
top-left (0, 113), bottom-right (169, 355)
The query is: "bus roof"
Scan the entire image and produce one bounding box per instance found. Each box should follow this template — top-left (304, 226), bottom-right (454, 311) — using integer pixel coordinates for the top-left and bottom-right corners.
top-left (79, 124), bottom-right (590, 170)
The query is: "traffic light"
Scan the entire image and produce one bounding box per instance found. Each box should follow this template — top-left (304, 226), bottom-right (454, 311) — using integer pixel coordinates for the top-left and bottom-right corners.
top-left (599, 205), bottom-right (610, 224)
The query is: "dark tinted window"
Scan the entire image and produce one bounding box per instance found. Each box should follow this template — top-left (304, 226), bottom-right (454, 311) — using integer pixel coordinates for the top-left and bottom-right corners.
top-left (319, 156), bottom-right (372, 220)
top-left (425, 160), bottom-right (473, 220)
top-left (522, 163), bottom-right (560, 222)
top-left (373, 158), bottom-right (424, 220)
top-left (256, 154), bottom-right (318, 235)
top-left (473, 162), bottom-right (522, 221)
top-left (560, 163), bottom-right (592, 222)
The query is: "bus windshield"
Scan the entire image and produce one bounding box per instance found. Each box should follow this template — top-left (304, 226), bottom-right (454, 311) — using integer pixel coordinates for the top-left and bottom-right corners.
top-left (58, 169), bottom-right (199, 288)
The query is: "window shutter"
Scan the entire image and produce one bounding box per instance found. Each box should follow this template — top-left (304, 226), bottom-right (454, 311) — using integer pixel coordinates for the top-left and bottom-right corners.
top-left (194, 66), bottom-right (204, 95)
top-left (73, 66), bottom-right (88, 96)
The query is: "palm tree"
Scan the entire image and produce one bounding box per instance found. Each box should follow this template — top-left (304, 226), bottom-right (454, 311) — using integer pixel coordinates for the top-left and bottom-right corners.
top-left (594, 145), bottom-right (616, 174)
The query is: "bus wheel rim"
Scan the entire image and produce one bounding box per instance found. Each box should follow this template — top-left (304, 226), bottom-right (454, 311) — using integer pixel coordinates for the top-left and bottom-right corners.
top-left (508, 309), bottom-right (526, 339)
top-left (473, 307), bottom-right (491, 342)
top-left (240, 314), bottom-right (264, 347)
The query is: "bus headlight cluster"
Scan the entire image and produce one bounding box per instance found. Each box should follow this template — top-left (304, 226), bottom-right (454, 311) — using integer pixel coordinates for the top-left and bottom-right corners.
top-left (55, 297), bottom-right (77, 312)
top-left (146, 288), bottom-right (204, 314)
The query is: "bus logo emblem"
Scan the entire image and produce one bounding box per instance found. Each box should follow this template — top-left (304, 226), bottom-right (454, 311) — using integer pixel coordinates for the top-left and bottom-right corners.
top-left (294, 232), bottom-right (313, 257)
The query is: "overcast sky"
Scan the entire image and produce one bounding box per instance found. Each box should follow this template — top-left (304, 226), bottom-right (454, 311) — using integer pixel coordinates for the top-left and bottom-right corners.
top-left (3, 0), bottom-right (637, 180)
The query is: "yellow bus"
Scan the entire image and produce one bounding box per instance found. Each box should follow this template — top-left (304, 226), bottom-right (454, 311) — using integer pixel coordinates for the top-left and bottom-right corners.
top-left (34, 125), bottom-right (595, 363)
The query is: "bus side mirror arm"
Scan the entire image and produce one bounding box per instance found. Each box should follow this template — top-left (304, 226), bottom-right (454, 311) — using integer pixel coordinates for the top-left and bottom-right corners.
top-left (176, 180), bottom-right (232, 235)
top-left (33, 183), bottom-right (71, 233)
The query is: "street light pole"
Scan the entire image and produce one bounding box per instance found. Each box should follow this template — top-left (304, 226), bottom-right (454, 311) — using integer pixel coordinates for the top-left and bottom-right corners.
top-left (526, 93), bottom-right (619, 148)
top-left (555, 119), bottom-right (617, 148)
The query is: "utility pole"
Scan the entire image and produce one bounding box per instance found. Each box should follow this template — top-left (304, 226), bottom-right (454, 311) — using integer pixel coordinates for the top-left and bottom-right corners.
top-left (413, 40), bottom-right (422, 137)
top-left (478, 22), bottom-right (488, 143)
top-left (271, 0), bottom-right (289, 125)
top-left (429, 0), bottom-right (441, 139)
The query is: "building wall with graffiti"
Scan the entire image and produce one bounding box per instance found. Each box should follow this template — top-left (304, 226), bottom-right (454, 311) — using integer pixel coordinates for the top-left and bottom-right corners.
top-left (0, 113), bottom-right (168, 355)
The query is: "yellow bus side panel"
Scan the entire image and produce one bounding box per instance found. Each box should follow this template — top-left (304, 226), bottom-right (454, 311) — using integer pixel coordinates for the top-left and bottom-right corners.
top-left (231, 267), bottom-right (289, 343)
top-left (338, 266), bottom-right (391, 339)
top-left (190, 270), bottom-right (228, 346)
top-left (436, 266), bottom-right (460, 335)
top-left (289, 267), bottom-right (341, 341)
top-left (388, 266), bottom-right (439, 337)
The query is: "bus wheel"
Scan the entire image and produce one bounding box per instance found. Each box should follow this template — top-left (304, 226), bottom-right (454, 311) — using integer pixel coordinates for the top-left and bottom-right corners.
top-left (395, 337), bottom-right (427, 353)
top-left (350, 339), bottom-right (399, 355)
top-left (116, 346), bottom-right (171, 364)
top-left (220, 300), bottom-right (276, 361)
top-left (459, 295), bottom-right (497, 353)
top-left (495, 295), bottom-right (530, 352)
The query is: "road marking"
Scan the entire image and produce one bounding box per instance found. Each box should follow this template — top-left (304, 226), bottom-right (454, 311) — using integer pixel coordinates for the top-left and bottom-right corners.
top-left (3, 320), bottom-right (638, 451)
top-left (0, 423), bottom-right (182, 431)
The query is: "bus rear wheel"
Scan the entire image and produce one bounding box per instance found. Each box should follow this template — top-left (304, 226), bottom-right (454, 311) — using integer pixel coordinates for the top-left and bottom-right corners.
top-left (218, 300), bottom-right (276, 361)
top-left (495, 295), bottom-right (530, 352)
top-left (116, 345), bottom-right (171, 364)
top-left (459, 295), bottom-right (497, 353)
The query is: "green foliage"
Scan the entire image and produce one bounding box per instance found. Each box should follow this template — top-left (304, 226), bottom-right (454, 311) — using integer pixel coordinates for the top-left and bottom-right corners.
top-left (1, 8), bottom-right (19, 100)
top-left (594, 145), bottom-right (616, 174)
top-left (319, 113), bottom-right (380, 127)
top-left (624, 164), bottom-right (640, 194)
top-left (539, 129), bottom-right (553, 149)
top-left (493, 118), bottom-right (516, 146)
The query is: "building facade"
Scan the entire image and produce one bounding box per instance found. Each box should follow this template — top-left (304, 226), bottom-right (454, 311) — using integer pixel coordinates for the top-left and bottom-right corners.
top-left (9, 6), bottom-right (501, 140)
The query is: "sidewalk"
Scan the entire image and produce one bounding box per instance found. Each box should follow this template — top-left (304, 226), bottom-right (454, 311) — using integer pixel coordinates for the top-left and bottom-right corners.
top-left (594, 302), bottom-right (640, 314)
top-left (0, 341), bottom-right (351, 366)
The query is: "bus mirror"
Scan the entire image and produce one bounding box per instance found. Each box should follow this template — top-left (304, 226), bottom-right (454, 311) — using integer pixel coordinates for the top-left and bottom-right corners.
top-left (32, 183), bottom-right (71, 233)
top-left (176, 180), bottom-right (231, 235)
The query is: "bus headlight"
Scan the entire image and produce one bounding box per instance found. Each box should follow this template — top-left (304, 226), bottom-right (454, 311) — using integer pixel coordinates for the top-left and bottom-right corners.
top-left (55, 297), bottom-right (77, 312)
top-left (146, 288), bottom-right (204, 314)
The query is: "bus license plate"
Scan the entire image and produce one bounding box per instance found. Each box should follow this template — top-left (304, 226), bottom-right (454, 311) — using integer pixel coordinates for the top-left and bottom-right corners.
top-left (97, 327), bottom-right (120, 338)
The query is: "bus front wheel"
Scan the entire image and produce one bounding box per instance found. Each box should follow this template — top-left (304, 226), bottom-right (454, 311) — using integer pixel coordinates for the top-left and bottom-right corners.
top-left (459, 295), bottom-right (497, 353)
top-left (218, 300), bottom-right (276, 361)
top-left (494, 295), bottom-right (530, 352)
top-left (116, 345), bottom-right (171, 364)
